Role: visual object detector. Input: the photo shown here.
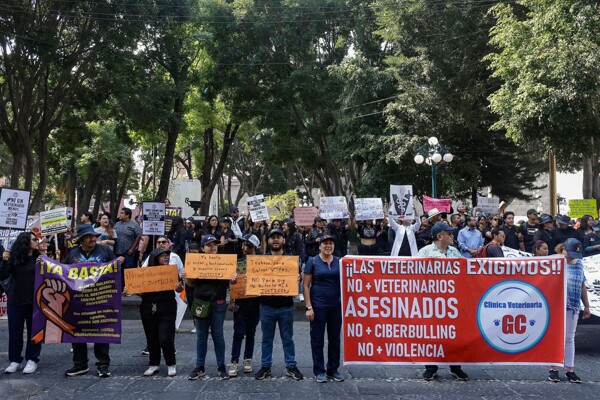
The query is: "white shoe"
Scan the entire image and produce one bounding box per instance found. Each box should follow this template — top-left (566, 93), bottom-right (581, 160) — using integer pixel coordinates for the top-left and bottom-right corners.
top-left (143, 366), bottom-right (160, 376)
top-left (299, 294), bottom-right (305, 302)
top-left (191, 328), bottom-right (196, 334)
top-left (23, 360), bottom-right (37, 374)
top-left (228, 362), bottom-right (238, 377)
top-left (168, 366), bottom-right (176, 377)
top-left (243, 359), bottom-right (253, 373)
top-left (5, 362), bottom-right (22, 374)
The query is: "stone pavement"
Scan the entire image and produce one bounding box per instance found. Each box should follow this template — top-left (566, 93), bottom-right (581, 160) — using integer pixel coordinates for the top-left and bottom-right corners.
top-left (1, 319), bottom-right (599, 400)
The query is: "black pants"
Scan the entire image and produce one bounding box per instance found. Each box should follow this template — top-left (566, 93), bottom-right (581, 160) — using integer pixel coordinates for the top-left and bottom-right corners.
top-left (358, 243), bottom-right (378, 255)
top-left (73, 343), bottom-right (110, 368)
top-left (140, 300), bottom-right (177, 366)
top-left (426, 365), bottom-right (461, 372)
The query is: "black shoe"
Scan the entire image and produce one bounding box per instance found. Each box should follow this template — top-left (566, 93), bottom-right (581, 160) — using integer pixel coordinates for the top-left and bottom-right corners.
top-left (97, 366), bottom-right (111, 378)
top-left (422, 369), bottom-right (437, 381)
top-left (187, 366), bottom-right (205, 380)
top-left (548, 369), bottom-right (560, 382)
top-left (286, 367), bottom-right (304, 380)
top-left (65, 366), bottom-right (89, 377)
top-left (450, 367), bottom-right (469, 381)
top-left (141, 347), bottom-right (149, 355)
top-left (217, 365), bottom-right (229, 380)
top-left (255, 367), bottom-right (272, 380)
top-left (566, 371), bottom-right (582, 383)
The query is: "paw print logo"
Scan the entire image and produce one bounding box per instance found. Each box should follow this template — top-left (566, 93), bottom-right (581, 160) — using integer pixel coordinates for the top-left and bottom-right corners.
top-left (494, 319), bottom-right (500, 326)
top-left (529, 320), bottom-right (536, 326)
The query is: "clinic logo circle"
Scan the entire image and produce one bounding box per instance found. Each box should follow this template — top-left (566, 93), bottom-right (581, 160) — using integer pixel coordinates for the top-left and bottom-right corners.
top-left (476, 280), bottom-right (549, 354)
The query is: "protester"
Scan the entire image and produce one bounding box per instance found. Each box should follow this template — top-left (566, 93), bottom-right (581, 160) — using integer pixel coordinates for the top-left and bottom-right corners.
top-left (457, 216), bottom-right (484, 258)
top-left (519, 209), bottom-right (540, 252)
top-left (548, 238), bottom-right (590, 383)
top-left (389, 213), bottom-right (421, 257)
top-left (218, 216), bottom-right (238, 255)
top-left (482, 215), bottom-right (500, 244)
top-left (79, 212), bottom-right (94, 227)
top-left (533, 214), bottom-right (556, 255)
top-left (484, 227), bottom-right (506, 258)
top-left (227, 234), bottom-right (261, 377)
top-left (417, 222), bottom-right (469, 381)
top-left (114, 207), bottom-right (142, 289)
top-left (500, 211), bottom-right (523, 250)
top-left (282, 219), bottom-right (306, 301)
top-left (376, 218), bottom-right (392, 256)
top-left (303, 235), bottom-right (344, 383)
top-left (327, 218), bottom-right (349, 257)
top-left (229, 206), bottom-right (246, 239)
top-left (306, 217), bottom-right (328, 257)
top-left (577, 215), bottom-right (594, 237)
top-left (38, 236), bottom-right (60, 261)
top-left (583, 220), bottom-right (600, 257)
top-left (351, 219), bottom-right (379, 256)
top-left (532, 240), bottom-right (549, 257)
top-left (95, 213), bottom-right (117, 250)
top-left (204, 215), bottom-right (223, 242)
top-left (184, 235), bottom-right (237, 381)
top-left (246, 218), bottom-right (267, 254)
top-left (552, 215), bottom-right (583, 247)
top-left (0, 232), bottom-right (42, 374)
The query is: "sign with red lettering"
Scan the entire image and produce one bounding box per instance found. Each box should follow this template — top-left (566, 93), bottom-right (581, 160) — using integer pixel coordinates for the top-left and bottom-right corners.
top-left (341, 256), bottom-right (565, 365)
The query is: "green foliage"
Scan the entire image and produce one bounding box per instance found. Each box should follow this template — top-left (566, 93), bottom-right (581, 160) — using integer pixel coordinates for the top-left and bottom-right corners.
top-left (266, 190), bottom-right (298, 222)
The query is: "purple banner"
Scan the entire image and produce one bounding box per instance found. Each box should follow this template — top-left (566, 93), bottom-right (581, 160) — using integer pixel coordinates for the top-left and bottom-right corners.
top-left (165, 207), bottom-right (182, 232)
top-left (31, 256), bottom-right (122, 344)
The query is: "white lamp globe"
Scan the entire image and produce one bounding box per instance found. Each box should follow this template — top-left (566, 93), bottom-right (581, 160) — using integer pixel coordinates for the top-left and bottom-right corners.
top-left (443, 153), bottom-right (454, 162)
top-left (432, 153), bottom-right (442, 163)
top-left (414, 154), bottom-right (425, 164)
top-left (425, 157), bottom-right (432, 165)
top-left (428, 136), bottom-right (439, 146)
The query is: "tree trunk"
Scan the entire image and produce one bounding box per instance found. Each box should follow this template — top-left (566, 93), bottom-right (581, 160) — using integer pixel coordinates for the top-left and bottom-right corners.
top-left (29, 131), bottom-right (50, 213)
top-left (156, 94), bottom-right (185, 202)
top-left (78, 162), bottom-right (100, 215)
top-left (582, 155), bottom-right (593, 199)
top-left (92, 181), bottom-right (104, 219)
top-left (113, 162), bottom-right (133, 217)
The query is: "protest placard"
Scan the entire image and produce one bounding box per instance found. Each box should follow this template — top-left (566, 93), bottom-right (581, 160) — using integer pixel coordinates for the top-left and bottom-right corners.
top-left (354, 198), bottom-right (384, 221)
top-left (568, 199), bottom-right (598, 218)
top-left (477, 197), bottom-right (500, 214)
top-left (423, 195), bottom-right (452, 213)
top-left (389, 185), bottom-right (415, 220)
top-left (142, 202), bottom-right (166, 235)
top-left (31, 256), bottom-right (122, 344)
top-left (319, 196), bottom-right (349, 219)
top-left (184, 253), bottom-right (237, 280)
top-left (165, 207), bottom-right (182, 232)
top-left (245, 256), bottom-right (299, 296)
top-left (294, 207), bottom-right (319, 226)
top-left (230, 274), bottom-right (258, 300)
top-left (247, 194), bottom-right (269, 222)
top-left (0, 188), bottom-right (30, 230)
top-left (341, 255), bottom-right (565, 364)
top-left (40, 208), bottom-right (69, 235)
top-left (125, 265), bottom-right (179, 294)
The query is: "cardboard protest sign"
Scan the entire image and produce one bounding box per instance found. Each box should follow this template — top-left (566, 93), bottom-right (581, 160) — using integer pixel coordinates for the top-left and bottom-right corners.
top-left (319, 196), bottom-right (349, 219)
top-left (341, 255), bottom-right (565, 365)
top-left (230, 274), bottom-right (258, 300)
top-left (354, 198), bottom-right (384, 221)
top-left (247, 194), bottom-right (269, 222)
top-left (142, 202), bottom-right (166, 235)
top-left (294, 207), bottom-right (319, 226)
top-left (125, 264), bottom-right (179, 294)
top-left (477, 197), bottom-right (500, 214)
top-left (40, 208), bottom-right (69, 235)
top-left (245, 255), bottom-right (299, 296)
top-left (423, 195), bottom-right (452, 213)
top-left (31, 256), bottom-right (122, 344)
top-left (184, 253), bottom-right (237, 280)
top-left (165, 207), bottom-right (182, 232)
top-left (0, 188), bottom-right (30, 230)
top-left (568, 199), bottom-right (598, 218)
top-left (389, 185), bottom-right (415, 220)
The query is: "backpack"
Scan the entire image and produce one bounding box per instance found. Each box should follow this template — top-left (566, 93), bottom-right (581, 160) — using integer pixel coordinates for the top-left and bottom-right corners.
top-left (476, 243), bottom-right (492, 258)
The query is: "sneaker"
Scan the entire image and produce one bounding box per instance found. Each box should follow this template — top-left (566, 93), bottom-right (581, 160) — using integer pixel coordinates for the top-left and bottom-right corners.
top-left (191, 328), bottom-right (197, 334)
top-left (548, 369), bottom-right (560, 382)
top-left (5, 362), bottom-right (22, 374)
top-left (168, 366), bottom-right (176, 377)
top-left (243, 359), bottom-right (253, 373)
top-left (65, 365), bottom-right (89, 377)
top-left (228, 362), bottom-right (238, 377)
top-left (143, 366), bottom-right (160, 376)
top-left (23, 360), bottom-right (37, 374)
top-left (97, 365), bottom-right (111, 378)
top-left (217, 366), bottom-right (229, 380)
top-left (187, 366), bottom-right (205, 380)
top-left (255, 367), bottom-right (272, 380)
top-left (315, 373), bottom-right (327, 383)
top-left (326, 371), bottom-right (345, 382)
top-left (566, 371), bottom-right (582, 383)
top-left (141, 347), bottom-right (149, 355)
top-left (422, 369), bottom-right (437, 381)
top-left (450, 367), bottom-right (469, 381)
top-left (286, 367), bottom-right (304, 380)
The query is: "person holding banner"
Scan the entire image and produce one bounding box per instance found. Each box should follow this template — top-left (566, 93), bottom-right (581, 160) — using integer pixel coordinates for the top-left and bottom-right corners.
top-left (548, 238), bottom-right (591, 383)
top-left (0, 232), bottom-right (42, 374)
top-left (417, 222), bottom-right (469, 381)
top-left (303, 235), bottom-right (344, 383)
top-left (389, 213), bottom-right (421, 257)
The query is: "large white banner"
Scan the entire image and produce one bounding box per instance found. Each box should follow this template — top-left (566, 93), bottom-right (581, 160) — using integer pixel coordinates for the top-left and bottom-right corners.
top-left (247, 194), bottom-right (269, 222)
top-left (142, 202), bottom-right (166, 235)
top-left (0, 188), bottom-right (30, 230)
top-left (389, 185), bottom-right (414, 220)
top-left (583, 255), bottom-right (600, 317)
top-left (354, 198), bottom-right (384, 221)
top-left (319, 196), bottom-right (349, 219)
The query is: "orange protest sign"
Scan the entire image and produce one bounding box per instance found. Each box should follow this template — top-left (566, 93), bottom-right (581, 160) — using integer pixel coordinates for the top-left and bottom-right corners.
top-left (230, 274), bottom-right (258, 300)
top-left (245, 256), bottom-right (299, 296)
top-left (184, 253), bottom-right (237, 280)
top-left (124, 265), bottom-right (179, 294)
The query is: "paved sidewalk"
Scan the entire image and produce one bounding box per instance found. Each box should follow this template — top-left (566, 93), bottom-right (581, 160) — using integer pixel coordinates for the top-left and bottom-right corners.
top-left (1, 320), bottom-right (599, 399)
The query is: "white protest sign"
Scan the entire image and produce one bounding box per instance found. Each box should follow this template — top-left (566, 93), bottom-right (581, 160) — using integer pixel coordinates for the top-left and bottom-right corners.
top-left (319, 196), bottom-right (349, 219)
top-left (40, 207), bottom-right (69, 234)
top-left (477, 197), bottom-right (500, 214)
top-left (582, 255), bottom-right (600, 317)
top-left (389, 185), bottom-right (414, 220)
top-left (142, 202), bottom-right (166, 235)
top-left (0, 188), bottom-right (30, 230)
top-left (354, 198), bottom-right (384, 221)
top-left (247, 195), bottom-right (269, 222)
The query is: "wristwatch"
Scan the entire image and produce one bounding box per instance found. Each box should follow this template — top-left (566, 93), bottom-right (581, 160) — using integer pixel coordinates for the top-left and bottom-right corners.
top-left (306, 306), bottom-right (313, 311)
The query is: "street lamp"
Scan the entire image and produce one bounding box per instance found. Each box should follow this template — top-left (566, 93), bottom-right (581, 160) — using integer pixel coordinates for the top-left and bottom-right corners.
top-left (414, 136), bottom-right (454, 198)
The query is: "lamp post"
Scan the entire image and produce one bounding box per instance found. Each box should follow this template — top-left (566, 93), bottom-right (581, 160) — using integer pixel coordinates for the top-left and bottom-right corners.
top-left (414, 136), bottom-right (454, 198)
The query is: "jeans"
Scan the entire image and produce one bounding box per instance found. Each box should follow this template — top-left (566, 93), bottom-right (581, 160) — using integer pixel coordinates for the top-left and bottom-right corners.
top-left (564, 308), bottom-right (579, 368)
top-left (140, 301), bottom-right (177, 367)
top-left (230, 309), bottom-right (260, 363)
top-left (260, 304), bottom-right (296, 369)
top-left (310, 306), bottom-right (342, 375)
top-left (72, 343), bottom-right (110, 368)
top-left (194, 300), bottom-right (227, 367)
top-left (7, 304), bottom-right (41, 363)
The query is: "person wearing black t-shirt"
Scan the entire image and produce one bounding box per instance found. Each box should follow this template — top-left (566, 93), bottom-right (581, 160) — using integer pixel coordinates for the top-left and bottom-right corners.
top-left (500, 211), bottom-right (523, 251)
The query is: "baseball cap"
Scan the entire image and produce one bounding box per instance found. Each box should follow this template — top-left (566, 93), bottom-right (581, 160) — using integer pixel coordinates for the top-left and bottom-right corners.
top-left (526, 209), bottom-right (539, 216)
top-left (321, 235), bottom-right (335, 243)
top-left (563, 238), bottom-right (583, 259)
top-left (200, 235), bottom-right (219, 246)
top-left (431, 221), bottom-right (455, 238)
top-left (241, 234), bottom-right (260, 248)
top-left (314, 216), bottom-right (324, 223)
top-left (267, 228), bottom-right (284, 238)
top-left (229, 206), bottom-right (239, 213)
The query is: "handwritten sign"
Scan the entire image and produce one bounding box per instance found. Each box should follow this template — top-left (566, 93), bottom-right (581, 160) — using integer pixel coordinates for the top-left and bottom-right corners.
top-left (125, 265), bottom-right (179, 294)
top-left (423, 195), bottom-right (452, 213)
top-left (184, 253), bottom-right (237, 280)
top-left (568, 199), bottom-right (598, 218)
top-left (477, 197), bottom-right (500, 214)
top-left (40, 207), bottom-right (69, 234)
top-left (247, 194), bottom-right (269, 222)
top-left (142, 202), bottom-right (166, 235)
top-left (245, 255), bottom-right (299, 296)
top-left (319, 196), bottom-right (349, 219)
top-left (294, 207), bottom-right (319, 226)
top-left (0, 188), bottom-right (31, 230)
top-left (230, 274), bottom-right (258, 300)
top-left (354, 198), bottom-right (384, 221)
